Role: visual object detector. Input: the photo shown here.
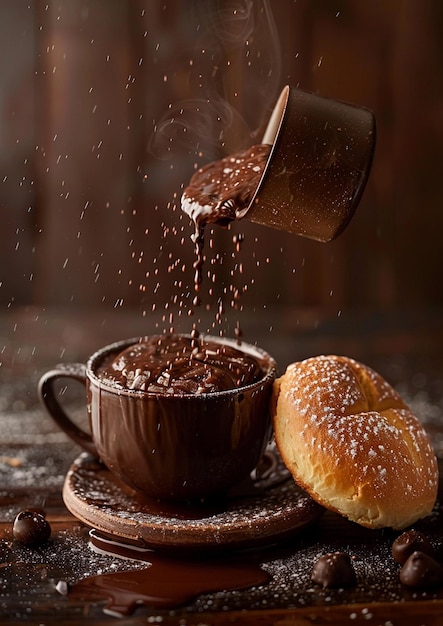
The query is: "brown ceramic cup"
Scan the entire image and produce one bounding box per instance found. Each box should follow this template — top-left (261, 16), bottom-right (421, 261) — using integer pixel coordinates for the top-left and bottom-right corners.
top-left (38, 335), bottom-right (276, 501)
top-left (238, 85), bottom-right (376, 242)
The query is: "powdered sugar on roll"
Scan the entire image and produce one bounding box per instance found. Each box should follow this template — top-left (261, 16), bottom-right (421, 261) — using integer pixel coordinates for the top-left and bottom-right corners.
top-left (272, 355), bottom-right (439, 530)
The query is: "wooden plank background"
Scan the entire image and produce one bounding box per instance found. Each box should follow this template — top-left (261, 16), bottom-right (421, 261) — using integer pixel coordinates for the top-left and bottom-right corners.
top-left (1, 0), bottom-right (442, 315)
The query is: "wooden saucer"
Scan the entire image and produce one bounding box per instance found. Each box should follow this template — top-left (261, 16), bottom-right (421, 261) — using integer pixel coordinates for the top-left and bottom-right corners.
top-left (63, 446), bottom-right (323, 552)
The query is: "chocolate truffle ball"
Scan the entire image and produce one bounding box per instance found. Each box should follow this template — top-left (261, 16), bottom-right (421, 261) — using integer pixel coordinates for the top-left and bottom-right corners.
top-left (400, 551), bottom-right (443, 589)
top-left (392, 529), bottom-right (434, 565)
top-left (13, 510), bottom-right (51, 546)
top-left (311, 552), bottom-right (357, 589)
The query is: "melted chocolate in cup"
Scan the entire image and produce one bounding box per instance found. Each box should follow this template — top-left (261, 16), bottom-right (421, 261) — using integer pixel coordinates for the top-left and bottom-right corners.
top-left (39, 334), bottom-right (276, 502)
top-left (96, 333), bottom-right (265, 394)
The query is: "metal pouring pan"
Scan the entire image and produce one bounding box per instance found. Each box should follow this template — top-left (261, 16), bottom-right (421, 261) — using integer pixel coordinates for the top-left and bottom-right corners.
top-left (238, 85), bottom-right (376, 242)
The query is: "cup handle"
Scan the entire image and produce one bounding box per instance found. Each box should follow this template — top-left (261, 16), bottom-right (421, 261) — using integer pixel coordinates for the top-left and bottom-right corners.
top-left (38, 363), bottom-right (98, 457)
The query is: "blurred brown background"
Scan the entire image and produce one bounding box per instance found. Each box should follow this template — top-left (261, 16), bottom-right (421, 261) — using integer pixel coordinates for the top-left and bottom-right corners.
top-left (1, 0), bottom-right (443, 322)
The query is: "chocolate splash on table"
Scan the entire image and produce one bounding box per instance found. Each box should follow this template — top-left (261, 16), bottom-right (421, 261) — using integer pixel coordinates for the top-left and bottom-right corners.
top-left (61, 509), bottom-right (443, 618)
top-left (8, 453), bottom-right (439, 620)
top-left (68, 530), bottom-right (270, 617)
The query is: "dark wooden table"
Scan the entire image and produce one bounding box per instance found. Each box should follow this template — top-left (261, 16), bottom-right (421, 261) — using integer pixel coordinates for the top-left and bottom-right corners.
top-left (1, 306), bottom-right (443, 625)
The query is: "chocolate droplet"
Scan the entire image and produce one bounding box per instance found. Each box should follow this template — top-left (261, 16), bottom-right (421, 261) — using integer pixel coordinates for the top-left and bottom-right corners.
top-left (392, 529), bottom-right (434, 565)
top-left (399, 551), bottom-right (443, 589)
top-left (311, 552), bottom-right (357, 589)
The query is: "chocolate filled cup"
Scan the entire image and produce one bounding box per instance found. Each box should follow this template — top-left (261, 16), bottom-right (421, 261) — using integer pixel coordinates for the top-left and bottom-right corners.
top-left (238, 85), bottom-right (376, 242)
top-left (38, 334), bottom-right (276, 501)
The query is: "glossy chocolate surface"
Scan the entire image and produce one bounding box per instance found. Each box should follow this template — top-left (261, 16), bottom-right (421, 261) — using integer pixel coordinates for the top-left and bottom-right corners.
top-left (70, 530), bottom-right (271, 615)
top-left (61, 461), bottom-right (443, 617)
top-left (181, 144), bottom-right (270, 229)
top-left (311, 551), bottom-right (357, 589)
top-left (400, 551), bottom-right (443, 589)
top-left (96, 333), bottom-right (267, 393)
top-left (392, 529), bottom-right (435, 565)
top-left (12, 510), bottom-right (51, 546)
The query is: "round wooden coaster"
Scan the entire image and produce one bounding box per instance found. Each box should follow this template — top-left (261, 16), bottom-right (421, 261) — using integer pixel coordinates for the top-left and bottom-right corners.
top-left (63, 446), bottom-right (323, 552)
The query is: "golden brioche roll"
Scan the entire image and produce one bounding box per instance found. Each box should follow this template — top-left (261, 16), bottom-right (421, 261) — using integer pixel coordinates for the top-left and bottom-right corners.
top-left (272, 355), bottom-right (438, 530)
